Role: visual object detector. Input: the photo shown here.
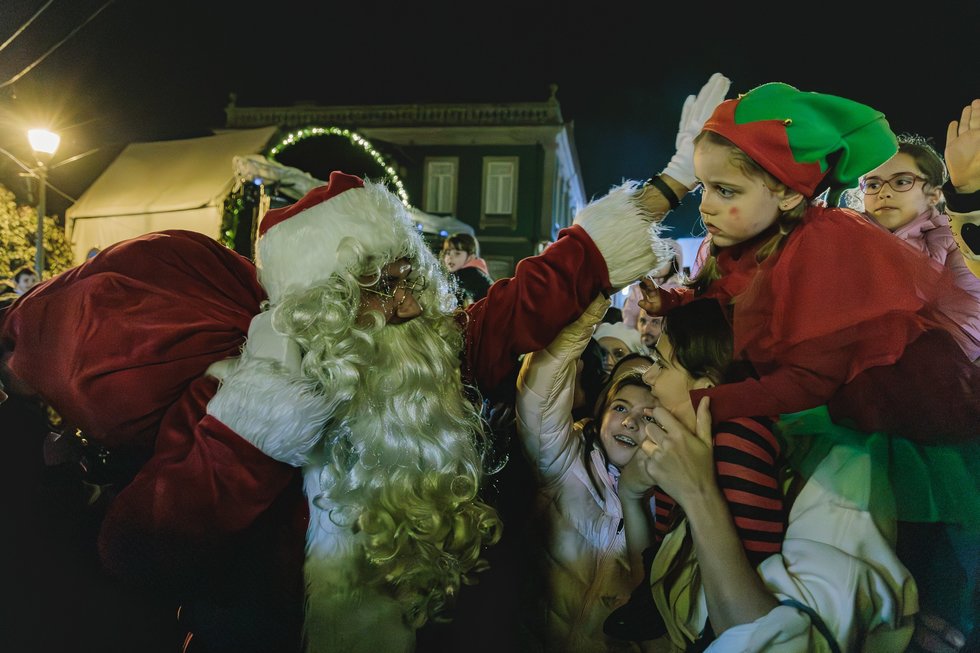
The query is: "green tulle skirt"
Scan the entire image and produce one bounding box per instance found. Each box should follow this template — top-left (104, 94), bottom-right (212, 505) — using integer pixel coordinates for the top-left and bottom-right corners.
top-left (777, 405), bottom-right (980, 533)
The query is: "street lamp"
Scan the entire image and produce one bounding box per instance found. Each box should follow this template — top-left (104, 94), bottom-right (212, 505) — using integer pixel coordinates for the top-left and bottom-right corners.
top-left (27, 128), bottom-right (61, 279)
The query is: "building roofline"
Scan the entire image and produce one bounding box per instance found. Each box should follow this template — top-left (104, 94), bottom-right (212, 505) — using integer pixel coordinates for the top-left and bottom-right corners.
top-left (225, 95), bottom-right (564, 130)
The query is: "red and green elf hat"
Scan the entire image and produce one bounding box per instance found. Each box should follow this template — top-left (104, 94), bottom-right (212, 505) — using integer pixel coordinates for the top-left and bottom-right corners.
top-left (702, 82), bottom-right (898, 200)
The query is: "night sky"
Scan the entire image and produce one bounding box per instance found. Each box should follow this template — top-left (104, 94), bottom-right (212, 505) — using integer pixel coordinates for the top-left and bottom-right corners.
top-left (2, 0), bottom-right (978, 238)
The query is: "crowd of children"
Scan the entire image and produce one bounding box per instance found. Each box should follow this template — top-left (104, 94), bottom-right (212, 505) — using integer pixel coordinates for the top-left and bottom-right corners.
top-left (2, 74), bottom-right (979, 653)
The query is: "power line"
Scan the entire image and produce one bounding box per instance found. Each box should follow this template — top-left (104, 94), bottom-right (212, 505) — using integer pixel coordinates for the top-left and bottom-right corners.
top-left (0, 0), bottom-right (117, 90)
top-left (43, 178), bottom-right (77, 203)
top-left (0, 146), bottom-right (79, 203)
top-left (0, 146), bottom-right (34, 174)
top-left (48, 147), bottom-right (100, 170)
top-left (0, 0), bottom-right (55, 55)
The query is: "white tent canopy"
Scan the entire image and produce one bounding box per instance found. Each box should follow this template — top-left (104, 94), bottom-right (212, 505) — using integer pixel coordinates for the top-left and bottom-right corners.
top-left (233, 155), bottom-right (475, 238)
top-left (66, 127), bottom-right (475, 263)
top-left (233, 153), bottom-right (322, 202)
top-left (66, 127), bottom-right (278, 263)
top-left (408, 208), bottom-right (474, 238)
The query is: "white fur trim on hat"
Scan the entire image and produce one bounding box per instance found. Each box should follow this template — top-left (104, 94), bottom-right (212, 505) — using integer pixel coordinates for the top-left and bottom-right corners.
top-left (593, 321), bottom-right (648, 355)
top-left (257, 179), bottom-right (418, 304)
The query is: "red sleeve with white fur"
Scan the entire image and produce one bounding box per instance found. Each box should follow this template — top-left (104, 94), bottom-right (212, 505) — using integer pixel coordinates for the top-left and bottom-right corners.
top-left (462, 225), bottom-right (610, 399)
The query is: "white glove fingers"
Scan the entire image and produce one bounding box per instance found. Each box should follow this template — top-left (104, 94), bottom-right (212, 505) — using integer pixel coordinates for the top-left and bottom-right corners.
top-left (676, 95), bottom-right (697, 148)
top-left (662, 72), bottom-right (732, 191)
top-left (680, 94), bottom-right (695, 127)
top-left (691, 73), bottom-right (731, 123)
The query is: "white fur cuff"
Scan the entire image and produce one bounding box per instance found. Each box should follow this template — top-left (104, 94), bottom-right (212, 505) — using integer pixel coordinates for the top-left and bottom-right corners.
top-left (206, 356), bottom-right (329, 467)
top-left (573, 181), bottom-right (671, 288)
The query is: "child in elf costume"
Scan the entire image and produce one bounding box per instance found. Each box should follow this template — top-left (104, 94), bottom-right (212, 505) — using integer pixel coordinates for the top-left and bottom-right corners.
top-left (637, 83), bottom-right (980, 651)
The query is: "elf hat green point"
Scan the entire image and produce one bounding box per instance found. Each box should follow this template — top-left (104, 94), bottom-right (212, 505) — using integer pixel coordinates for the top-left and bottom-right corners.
top-left (702, 82), bottom-right (898, 198)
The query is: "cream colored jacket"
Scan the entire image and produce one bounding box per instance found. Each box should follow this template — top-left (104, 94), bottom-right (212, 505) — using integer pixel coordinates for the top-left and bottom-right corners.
top-left (652, 444), bottom-right (917, 653)
top-left (516, 295), bottom-right (644, 653)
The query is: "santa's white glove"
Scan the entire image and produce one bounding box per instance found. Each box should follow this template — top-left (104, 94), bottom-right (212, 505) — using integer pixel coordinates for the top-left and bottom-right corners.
top-left (207, 311), bottom-right (329, 467)
top-left (662, 72), bottom-right (732, 189)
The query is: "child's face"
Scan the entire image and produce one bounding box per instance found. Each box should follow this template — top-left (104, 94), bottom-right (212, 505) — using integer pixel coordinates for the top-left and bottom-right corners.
top-left (642, 333), bottom-right (709, 432)
top-left (861, 152), bottom-right (939, 232)
top-left (693, 140), bottom-right (785, 248)
top-left (599, 384), bottom-right (659, 469)
top-left (14, 273), bottom-right (37, 294)
top-left (596, 336), bottom-right (633, 376)
top-left (442, 248), bottom-right (471, 272)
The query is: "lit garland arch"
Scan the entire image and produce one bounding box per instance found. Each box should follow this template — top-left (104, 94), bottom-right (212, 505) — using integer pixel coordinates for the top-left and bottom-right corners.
top-left (269, 126), bottom-right (411, 207)
top-left (221, 126), bottom-right (416, 253)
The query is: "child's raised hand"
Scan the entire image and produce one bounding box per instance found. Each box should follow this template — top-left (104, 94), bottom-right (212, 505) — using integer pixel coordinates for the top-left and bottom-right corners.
top-left (639, 399), bottom-right (716, 506)
top-left (635, 276), bottom-right (663, 316)
top-left (946, 99), bottom-right (980, 194)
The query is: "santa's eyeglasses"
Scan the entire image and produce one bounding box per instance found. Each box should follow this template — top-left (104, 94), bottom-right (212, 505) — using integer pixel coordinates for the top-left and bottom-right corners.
top-left (362, 273), bottom-right (428, 303)
top-left (859, 173), bottom-right (929, 196)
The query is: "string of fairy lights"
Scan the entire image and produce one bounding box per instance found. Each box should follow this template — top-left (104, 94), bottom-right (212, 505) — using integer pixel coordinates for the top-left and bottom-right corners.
top-left (268, 126), bottom-right (411, 207)
top-left (220, 125), bottom-right (426, 250)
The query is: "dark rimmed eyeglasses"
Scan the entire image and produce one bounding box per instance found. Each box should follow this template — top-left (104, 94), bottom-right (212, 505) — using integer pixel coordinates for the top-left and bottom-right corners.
top-left (859, 173), bottom-right (929, 196)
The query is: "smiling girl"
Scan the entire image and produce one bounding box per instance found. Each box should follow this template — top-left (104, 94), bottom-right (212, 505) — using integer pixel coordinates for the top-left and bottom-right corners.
top-left (515, 296), bottom-right (659, 652)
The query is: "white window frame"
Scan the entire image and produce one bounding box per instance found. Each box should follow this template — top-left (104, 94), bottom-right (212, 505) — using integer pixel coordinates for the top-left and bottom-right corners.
top-left (481, 156), bottom-right (519, 229)
top-left (423, 157), bottom-right (458, 215)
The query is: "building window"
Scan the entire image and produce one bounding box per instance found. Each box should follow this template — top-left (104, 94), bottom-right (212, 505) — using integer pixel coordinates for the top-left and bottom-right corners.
top-left (423, 157), bottom-right (457, 214)
top-left (481, 157), bottom-right (518, 229)
top-left (484, 255), bottom-right (515, 280)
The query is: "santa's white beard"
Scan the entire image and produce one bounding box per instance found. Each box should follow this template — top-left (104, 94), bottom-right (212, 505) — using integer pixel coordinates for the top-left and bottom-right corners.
top-left (317, 309), bottom-right (482, 492)
top-left (300, 310), bottom-right (500, 652)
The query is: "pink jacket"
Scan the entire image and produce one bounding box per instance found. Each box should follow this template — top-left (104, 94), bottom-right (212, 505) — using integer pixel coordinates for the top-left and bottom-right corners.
top-left (866, 207), bottom-right (980, 360)
top-left (458, 256), bottom-right (491, 276)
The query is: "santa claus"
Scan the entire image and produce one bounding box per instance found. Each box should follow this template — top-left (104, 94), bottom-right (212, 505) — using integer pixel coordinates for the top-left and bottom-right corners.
top-left (0, 75), bottom-right (729, 653)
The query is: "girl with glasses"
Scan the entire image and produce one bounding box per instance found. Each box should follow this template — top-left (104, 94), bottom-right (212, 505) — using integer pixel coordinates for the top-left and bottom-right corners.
top-left (850, 135), bottom-right (980, 363)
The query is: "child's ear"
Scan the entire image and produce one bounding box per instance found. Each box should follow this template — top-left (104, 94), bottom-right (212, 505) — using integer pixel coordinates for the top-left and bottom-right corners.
top-left (778, 191), bottom-right (805, 212)
top-left (926, 185), bottom-right (943, 207)
top-left (691, 376), bottom-right (715, 390)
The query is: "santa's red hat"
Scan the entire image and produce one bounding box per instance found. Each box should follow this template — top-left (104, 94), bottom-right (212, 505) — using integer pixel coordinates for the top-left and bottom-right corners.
top-left (256, 171), bottom-right (418, 303)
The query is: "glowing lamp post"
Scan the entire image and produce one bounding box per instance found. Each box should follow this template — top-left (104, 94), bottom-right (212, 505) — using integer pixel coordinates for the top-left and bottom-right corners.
top-left (27, 128), bottom-right (61, 279)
